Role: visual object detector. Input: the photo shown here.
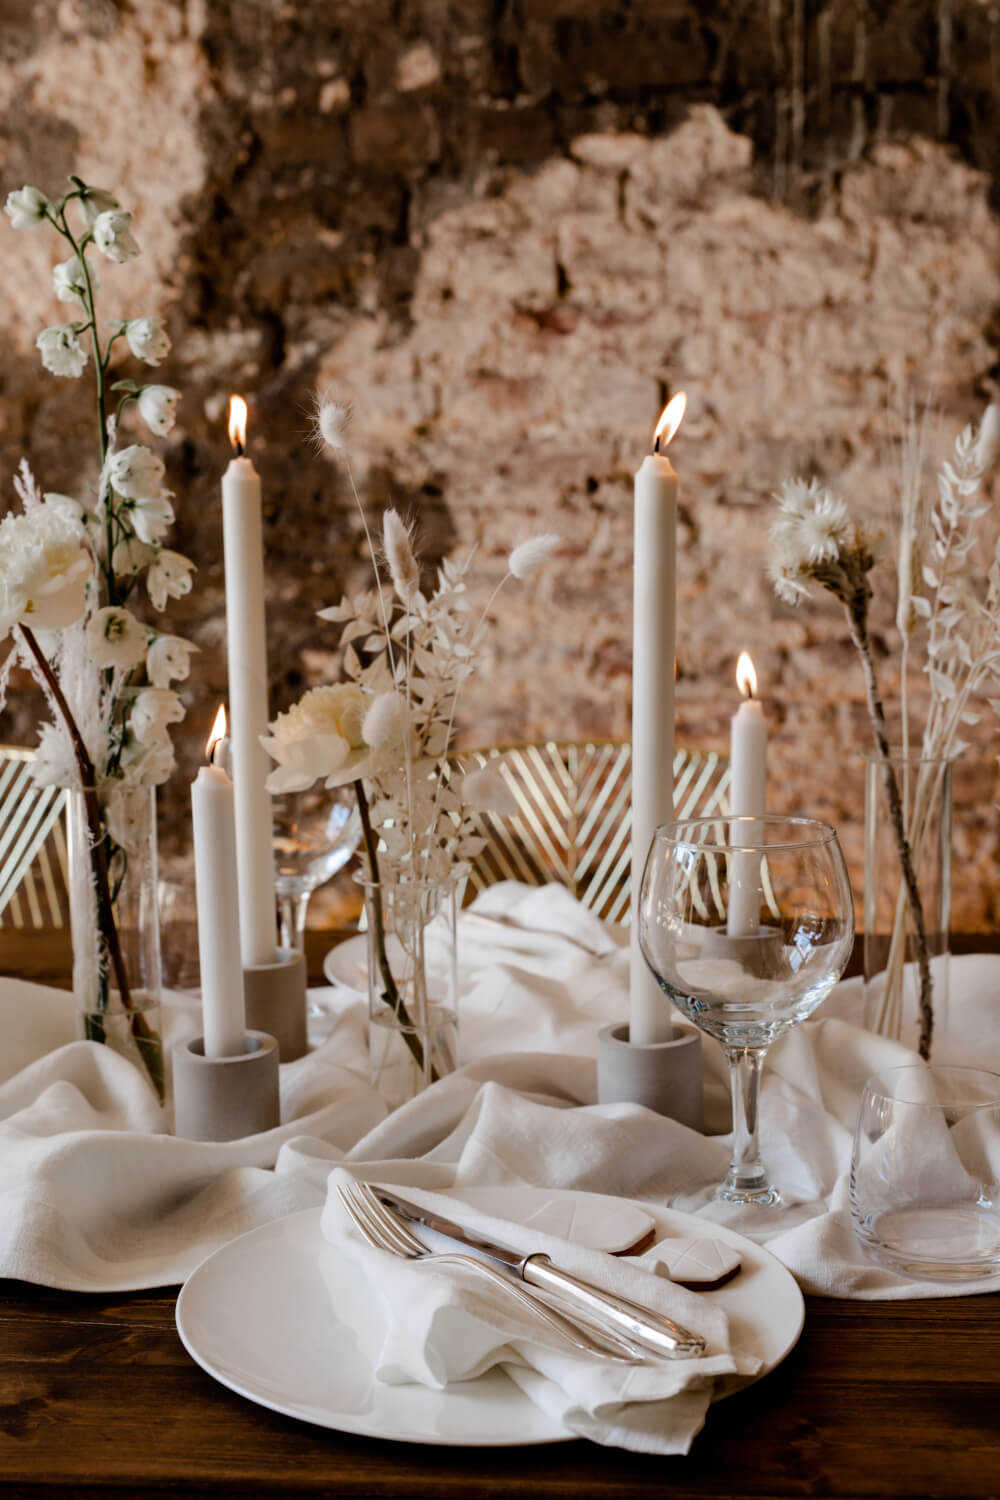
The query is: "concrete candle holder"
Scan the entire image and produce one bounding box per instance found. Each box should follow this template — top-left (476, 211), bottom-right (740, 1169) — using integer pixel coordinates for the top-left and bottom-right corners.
top-left (173, 1030), bottom-right (280, 1141)
top-left (243, 946), bottom-right (308, 1061)
top-left (596, 1023), bottom-right (704, 1131)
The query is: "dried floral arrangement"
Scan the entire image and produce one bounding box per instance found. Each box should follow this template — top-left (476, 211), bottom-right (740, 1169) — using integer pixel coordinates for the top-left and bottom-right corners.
top-left (264, 395), bottom-right (558, 1073)
top-left (0, 178), bottom-right (197, 1097)
top-left (768, 402), bottom-right (999, 1057)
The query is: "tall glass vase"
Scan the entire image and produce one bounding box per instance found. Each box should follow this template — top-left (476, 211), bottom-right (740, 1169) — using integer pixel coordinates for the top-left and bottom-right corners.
top-left (359, 873), bottom-right (460, 1111)
top-left (67, 786), bottom-right (167, 1107)
top-left (863, 752), bottom-right (953, 1056)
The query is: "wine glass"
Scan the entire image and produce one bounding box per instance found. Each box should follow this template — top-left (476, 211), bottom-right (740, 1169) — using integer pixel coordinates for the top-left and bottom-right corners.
top-left (638, 815), bottom-right (854, 1205)
top-left (272, 787), bottom-right (363, 951)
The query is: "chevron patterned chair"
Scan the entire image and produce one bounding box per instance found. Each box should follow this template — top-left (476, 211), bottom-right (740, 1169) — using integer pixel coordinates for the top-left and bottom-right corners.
top-left (453, 741), bottom-right (730, 925)
top-left (0, 746), bottom-right (71, 929)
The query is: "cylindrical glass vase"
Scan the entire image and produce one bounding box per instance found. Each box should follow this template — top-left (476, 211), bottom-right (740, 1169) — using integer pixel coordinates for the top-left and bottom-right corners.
top-left (359, 873), bottom-right (460, 1110)
top-left (67, 786), bottom-right (167, 1108)
top-left (863, 752), bottom-right (953, 1056)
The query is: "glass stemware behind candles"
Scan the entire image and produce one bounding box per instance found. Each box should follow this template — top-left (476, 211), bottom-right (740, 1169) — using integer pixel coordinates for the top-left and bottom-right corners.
top-left (272, 788), bottom-right (362, 950)
top-left (639, 816), bottom-right (854, 1205)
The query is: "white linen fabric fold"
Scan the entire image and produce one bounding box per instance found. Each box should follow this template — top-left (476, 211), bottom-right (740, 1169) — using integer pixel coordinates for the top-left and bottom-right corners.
top-left (0, 881), bottom-right (998, 1301)
top-left (319, 1167), bottom-right (756, 1453)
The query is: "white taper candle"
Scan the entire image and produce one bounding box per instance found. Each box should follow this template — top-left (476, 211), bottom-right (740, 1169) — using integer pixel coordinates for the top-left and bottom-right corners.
top-left (727, 652), bottom-right (768, 937)
top-left (192, 752), bottom-right (246, 1058)
top-left (630, 394), bottom-right (686, 1046)
top-left (222, 397), bottom-right (278, 968)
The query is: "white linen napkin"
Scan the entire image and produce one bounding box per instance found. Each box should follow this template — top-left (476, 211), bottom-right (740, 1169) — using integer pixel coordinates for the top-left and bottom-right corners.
top-left (319, 1166), bottom-right (757, 1453)
top-left (1, 881), bottom-right (998, 1304)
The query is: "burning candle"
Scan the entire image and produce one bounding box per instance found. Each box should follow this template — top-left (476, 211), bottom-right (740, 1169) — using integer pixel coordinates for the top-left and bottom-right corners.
top-left (630, 392), bottom-right (686, 1047)
top-left (222, 396), bottom-right (277, 968)
top-left (727, 652), bottom-right (768, 937)
top-left (192, 707), bottom-right (247, 1058)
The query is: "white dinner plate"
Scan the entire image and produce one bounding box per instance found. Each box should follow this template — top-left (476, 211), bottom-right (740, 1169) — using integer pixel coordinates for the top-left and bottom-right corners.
top-left (322, 933), bottom-right (368, 991)
top-left (176, 1194), bottom-right (804, 1447)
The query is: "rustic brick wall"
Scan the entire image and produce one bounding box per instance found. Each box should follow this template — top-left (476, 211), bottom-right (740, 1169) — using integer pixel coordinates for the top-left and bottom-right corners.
top-left (1, 0), bottom-right (999, 926)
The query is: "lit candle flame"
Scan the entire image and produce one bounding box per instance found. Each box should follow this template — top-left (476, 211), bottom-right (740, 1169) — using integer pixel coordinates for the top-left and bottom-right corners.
top-left (206, 704), bottom-right (228, 764)
top-left (736, 651), bottom-right (757, 699)
top-left (228, 395), bottom-right (248, 453)
top-left (652, 391), bottom-right (687, 453)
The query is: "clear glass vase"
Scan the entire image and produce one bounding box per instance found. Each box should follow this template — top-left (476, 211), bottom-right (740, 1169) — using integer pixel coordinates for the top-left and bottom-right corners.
top-left (863, 752), bottom-right (953, 1057)
top-left (359, 873), bottom-right (460, 1110)
top-left (67, 786), bottom-right (167, 1107)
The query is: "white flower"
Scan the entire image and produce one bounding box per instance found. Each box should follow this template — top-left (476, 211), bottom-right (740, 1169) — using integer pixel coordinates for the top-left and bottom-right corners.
top-left (508, 533), bottom-right (560, 580)
top-left (77, 185), bottom-right (119, 227)
top-left (120, 735), bottom-right (175, 786)
top-left (125, 317), bottom-right (170, 366)
top-left (137, 384), bottom-right (180, 435)
top-left (43, 492), bottom-right (83, 523)
top-left (52, 254), bottom-right (97, 305)
top-left (31, 722), bottom-right (77, 789)
top-left (4, 185), bottom-right (49, 229)
top-left (105, 784), bottom-right (150, 853)
top-left (85, 606), bottom-right (147, 670)
top-left (146, 634), bottom-right (198, 688)
top-left (383, 510), bottom-right (420, 601)
top-left (973, 404), bottom-right (1000, 474)
top-left (314, 392), bottom-right (352, 454)
top-left (131, 687), bottom-right (184, 747)
top-left (146, 549), bottom-right (194, 610)
top-left (362, 690), bottom-right (405, 748)
top-left (129, 492), bottom-right (175, 545)
top-left (262, 684), bottom-right (369, 793)
top-left (112, 534), bottom-right (155, 577)
top-left (106, 445), bottom-right (166, 500)
top-left (0, 504), bottom-right (91, 637)
top-left (36, 325), bottom-right (88, 378)
top-left (93, 208), bottom-right (140, 263)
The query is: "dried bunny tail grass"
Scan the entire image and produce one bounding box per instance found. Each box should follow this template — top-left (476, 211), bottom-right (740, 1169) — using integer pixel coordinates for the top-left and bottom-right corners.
top-left (508, 533), bottom-right (560, 580)
top-left (310, 389), bottom-right (352, 455)
top-left (382, 509), bottom-right (420, 601)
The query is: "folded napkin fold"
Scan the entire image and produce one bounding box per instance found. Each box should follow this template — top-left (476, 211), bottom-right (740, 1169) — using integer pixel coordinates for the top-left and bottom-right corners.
top-left (319, 1167), bottom-right (758, 1453)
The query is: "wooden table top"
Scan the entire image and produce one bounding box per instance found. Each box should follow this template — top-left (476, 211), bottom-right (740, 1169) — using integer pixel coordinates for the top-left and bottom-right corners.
top-left (1, 929), bottom-right (998, 1497)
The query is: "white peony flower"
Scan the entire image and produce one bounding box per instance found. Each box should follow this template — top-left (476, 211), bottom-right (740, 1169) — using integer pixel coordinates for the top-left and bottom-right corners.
top-left (93, 208), bottom-right (140, 263)
top-left (36, 324), bottom-right (88, 378)
top-left (31, 722), bottom-right (78, 790)
top-left (131, 687), bottom-right (184, 747)
top-left (85, 606), bottom-right (148, 670)
top-left (137, 384), bottom-right (180, 435)
top-left (262, 683), bottom-right (369, 793)
top-left (125, 317), bottom-right (170, 365)
top-left (106, 444), bottom-right (166, 500)
top-left (129, 492), bottom-right (175, 545)
top-left (77, 185), bottom-right (119, 227)
top-left (146, 548), bottom-right (194, 611)
top-left (146, 633), bottom-right (198, 688)
top-left (53, 254), bottom-right (97, 304)
top-left (43, 492), bottom-right (83, 523)
top-left (4, 185), bottom-right (49, 229)
top-left (508, 533), bottom-right (560, 580)
top-left (362, 690), bottom-right (406, 749)
top-left (0, 504), bottom-right (91, 637)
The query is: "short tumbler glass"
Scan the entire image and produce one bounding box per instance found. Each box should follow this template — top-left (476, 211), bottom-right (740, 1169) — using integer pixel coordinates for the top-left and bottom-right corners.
top-left (850, 1064), bottom-right (1000, 1281)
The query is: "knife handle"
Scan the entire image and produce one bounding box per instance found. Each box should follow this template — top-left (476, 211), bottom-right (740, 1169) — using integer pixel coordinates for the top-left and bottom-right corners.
top-left (521, 1254), bottom-right (707, 1360)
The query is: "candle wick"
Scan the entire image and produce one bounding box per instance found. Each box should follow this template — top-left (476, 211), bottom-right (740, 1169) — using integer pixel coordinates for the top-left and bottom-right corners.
top-left (234, 439), bottom-right (245, 458)
top-left (652, 437), bottom-right (661, 455)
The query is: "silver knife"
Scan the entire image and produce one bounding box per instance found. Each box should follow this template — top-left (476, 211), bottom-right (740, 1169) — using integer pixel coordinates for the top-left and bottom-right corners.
top-left (375, 1187), bottom-right (707, 1360)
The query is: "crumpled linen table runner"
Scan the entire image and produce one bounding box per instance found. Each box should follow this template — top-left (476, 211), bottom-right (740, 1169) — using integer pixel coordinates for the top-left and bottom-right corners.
top-left (1, 880), bottom-right (998, 1301)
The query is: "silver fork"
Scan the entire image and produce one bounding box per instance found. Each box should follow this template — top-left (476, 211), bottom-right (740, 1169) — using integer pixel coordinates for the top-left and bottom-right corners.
top-left (337, 1179), bottom-right (645, 1364)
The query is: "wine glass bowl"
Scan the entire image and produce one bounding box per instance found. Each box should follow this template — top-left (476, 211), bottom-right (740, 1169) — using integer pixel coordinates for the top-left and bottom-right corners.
top-left (272, 788), bottom-right (363, 950)
top-left (639, 815), bottom-right (854, 1205)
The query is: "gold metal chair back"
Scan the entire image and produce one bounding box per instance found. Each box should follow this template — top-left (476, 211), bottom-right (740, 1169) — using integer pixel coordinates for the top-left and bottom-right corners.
top-left (454, 741), bottom-right (730, 924)
top-left (0, 747), bottom-right (70, 929)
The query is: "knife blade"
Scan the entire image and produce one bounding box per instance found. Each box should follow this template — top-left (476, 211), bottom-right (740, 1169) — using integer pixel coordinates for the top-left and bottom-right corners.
top-left (375, 1187), bottom-right (707, 1360)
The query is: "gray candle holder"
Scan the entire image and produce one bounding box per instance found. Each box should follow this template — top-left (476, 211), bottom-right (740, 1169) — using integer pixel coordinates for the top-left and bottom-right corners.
top-left (596, 1023), bottom-right (704, 1131)
top-left (243, 946), bottom-right (308, 1061)
top-left (173, 1030), bottom-right (280, 1141)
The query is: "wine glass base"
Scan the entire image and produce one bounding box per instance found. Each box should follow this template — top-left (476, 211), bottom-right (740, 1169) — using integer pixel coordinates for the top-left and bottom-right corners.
top-left (717, 1182), bottom-right (782, 1207)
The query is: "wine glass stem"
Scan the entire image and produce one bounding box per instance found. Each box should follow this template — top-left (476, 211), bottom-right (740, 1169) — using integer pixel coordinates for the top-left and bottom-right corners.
top-left (278, 891), bottom-right (310, 952)
top-left (722, 1045), bottom-right (777, 1203)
